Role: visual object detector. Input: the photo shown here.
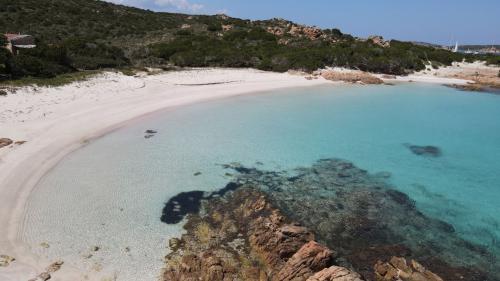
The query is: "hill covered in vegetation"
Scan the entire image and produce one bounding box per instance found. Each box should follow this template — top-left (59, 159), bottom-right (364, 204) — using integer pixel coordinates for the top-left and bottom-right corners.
top-left (0, 0), bottom-right (498, 80)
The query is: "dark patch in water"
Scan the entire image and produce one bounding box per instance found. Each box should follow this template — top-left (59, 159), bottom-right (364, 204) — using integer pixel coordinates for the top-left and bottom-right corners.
top-left (161, 182), bottom-right (242, 224)
top-left (161, 191), bottom-right (205, 224)
top-left (386, 189), bottom-right (415, 209)
top-left (404, 143), bottom-right (442, 157)
top-left (144, 129), bottom-right (158, 139)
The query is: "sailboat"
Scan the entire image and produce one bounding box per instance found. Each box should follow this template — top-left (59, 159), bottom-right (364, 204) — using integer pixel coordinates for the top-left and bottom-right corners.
top-left (452, 42), bottom-right (459, 53)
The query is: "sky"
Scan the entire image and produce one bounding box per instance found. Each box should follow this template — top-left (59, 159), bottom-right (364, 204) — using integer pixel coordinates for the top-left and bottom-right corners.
top-left (106, 0), bottom-right (500, 45)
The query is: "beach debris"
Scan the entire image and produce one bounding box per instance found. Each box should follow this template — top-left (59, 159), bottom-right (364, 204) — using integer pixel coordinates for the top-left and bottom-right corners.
top-left (0, 255), bottom-right (15, 267)
top-left (91, 246), bottom-right (100, 252)
top-left (0, 90), bottom-right (7, 96)
top-left (193, 171), bottom-right (202, 176)
top-left (0, 138), bottom-right (13, 148)
top-left (37, 272), bottom-right (51, 281)
top-left (46, 260), bottom-right (64, 273)
top-left (15, 140), bottom-right (27, 145)
top-left (404, 144), bottom-right (442, 157)
top-left (40, 242), bottom-right (50, 248)
top-left (144, 129), bottom-right (158, 139)
top-left (124, 246), bottom-right (131, 253)
top-left (92, 262), bottom-right (103, 272)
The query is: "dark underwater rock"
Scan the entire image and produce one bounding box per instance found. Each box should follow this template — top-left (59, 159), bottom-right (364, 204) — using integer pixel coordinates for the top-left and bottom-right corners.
top-left (161, 191), bottom-right (205, 224)
top-left (161, 182), bottom-right (242, 224)
top-left (144, 129), bottom-right (158, 139)
top-left (405, 144), bottom-right (442, 157)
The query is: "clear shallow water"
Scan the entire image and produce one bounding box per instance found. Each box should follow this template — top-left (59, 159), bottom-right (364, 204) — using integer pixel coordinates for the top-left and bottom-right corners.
top-left (22, 83), bottom-right (500, 280)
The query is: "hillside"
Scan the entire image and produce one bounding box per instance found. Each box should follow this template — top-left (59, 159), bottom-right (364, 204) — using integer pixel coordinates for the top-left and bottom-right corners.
top-left (1, 0), bottom-right (498, 80)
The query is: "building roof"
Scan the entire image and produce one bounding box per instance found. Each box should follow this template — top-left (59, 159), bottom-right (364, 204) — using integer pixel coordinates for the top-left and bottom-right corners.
top-left (4, 34), bottom-right (36, 47)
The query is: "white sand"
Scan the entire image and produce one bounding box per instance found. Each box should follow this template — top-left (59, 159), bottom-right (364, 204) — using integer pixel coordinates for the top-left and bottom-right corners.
top-left (0, 67), bottom-right (472, 281)
top-left (0, 68), bottom-right (332, 281)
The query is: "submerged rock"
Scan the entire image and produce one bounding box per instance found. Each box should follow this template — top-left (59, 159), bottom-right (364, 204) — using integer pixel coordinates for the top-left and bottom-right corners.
top-left (144, 129), bottom-right (158, 139)
top-left (404, 144), bottom-right (442, 157)
top-left (161, 182), bottom-right (242, 224)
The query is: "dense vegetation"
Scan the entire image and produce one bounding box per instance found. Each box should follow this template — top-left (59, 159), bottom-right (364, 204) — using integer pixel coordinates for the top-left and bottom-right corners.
top-left (0, 0), bottom-right (498, 80)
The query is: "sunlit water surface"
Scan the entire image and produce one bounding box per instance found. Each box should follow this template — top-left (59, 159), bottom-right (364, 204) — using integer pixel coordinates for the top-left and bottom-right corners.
top-left (22, 83), bottom-right (500, 280)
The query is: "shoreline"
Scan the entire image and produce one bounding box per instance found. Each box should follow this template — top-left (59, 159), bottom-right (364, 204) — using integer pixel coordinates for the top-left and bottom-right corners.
top-left (0, 68), bottom-right (332, 281)
top-left (0, 68), bottom-right (472, 280)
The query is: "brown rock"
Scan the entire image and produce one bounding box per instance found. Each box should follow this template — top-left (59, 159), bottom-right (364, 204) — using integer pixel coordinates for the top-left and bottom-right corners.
top-left (0, 255), bottom-right (15, 267)
top-left (0, 138), bottom-right (13, 148)
top-left (46, 260), bottom-right (64, 273)
top-left (374, 256), bottom-right (444, 281)
top-left (306, 266), bottom-right (363, 281)
top-left (201, 254), bottom-right (224, 281)
top-left (276, 241), bottom-right (333, 281)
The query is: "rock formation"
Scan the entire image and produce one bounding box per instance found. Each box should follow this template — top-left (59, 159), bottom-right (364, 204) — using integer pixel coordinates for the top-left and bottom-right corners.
top-left (374, 257), bottom-right (443, 281)
top-left (368, 36), bottom-right (390, 48)
top-left (222, 158), bottom-right (497, 281)
top-left (162, 188), bottom-right (365, 281)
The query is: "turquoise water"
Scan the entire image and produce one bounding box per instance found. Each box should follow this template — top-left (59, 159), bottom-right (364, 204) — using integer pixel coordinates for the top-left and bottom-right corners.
top-left (23, 83), bottom-right (500, 280)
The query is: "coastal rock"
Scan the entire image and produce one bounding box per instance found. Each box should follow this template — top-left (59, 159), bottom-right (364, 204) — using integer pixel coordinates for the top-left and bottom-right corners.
top-left (0, 255), bottom-right (15, 267)
top-left (374, 257), bottom-right (443, 281)
top-left (161, 188), bottom-right (356, 281)
top-left (0, 138), bottom-right (13, 148)
top-left (368, 35), bottom-right (390, 48)
top-left (306, 266), bottom-right (363, 281)
top-left (225, 158), bottom-right (497, 281)
top-left (276, 241), bottom-right (333, 281)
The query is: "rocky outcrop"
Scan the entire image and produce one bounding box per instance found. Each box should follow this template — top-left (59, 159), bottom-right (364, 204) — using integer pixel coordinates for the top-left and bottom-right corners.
top-left (276, 241), bottom-right (334, 281)
top-left (374, 257), bottom-right (443, 281)
top-left (306, 266), bottom-right (363, 281)
top-left (161, 188), bottom-right (363, 281)
top-left (368, 36), bottom-right (390, 48)
top-left (223, 159), bottom-right (497, 281)
top-left (0, 138), bottom-right (13, 148)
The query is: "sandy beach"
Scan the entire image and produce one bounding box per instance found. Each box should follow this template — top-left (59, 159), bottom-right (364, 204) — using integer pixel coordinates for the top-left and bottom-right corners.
top-left (0, 68), bottom-right (334, 281)
top-left (0, 67), bottom-right (477, 281)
